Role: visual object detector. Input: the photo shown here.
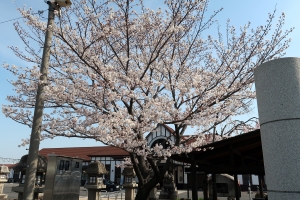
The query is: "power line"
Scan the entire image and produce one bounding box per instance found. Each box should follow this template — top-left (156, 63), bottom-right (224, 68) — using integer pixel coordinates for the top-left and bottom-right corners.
top-left (0, 10), bottom-right (47, 25)
top-left (0, 16), bottom-right (24, 25)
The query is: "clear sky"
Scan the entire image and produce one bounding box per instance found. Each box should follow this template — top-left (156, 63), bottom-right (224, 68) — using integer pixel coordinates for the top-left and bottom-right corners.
top-left (0, 0), bottom-right (299, 163)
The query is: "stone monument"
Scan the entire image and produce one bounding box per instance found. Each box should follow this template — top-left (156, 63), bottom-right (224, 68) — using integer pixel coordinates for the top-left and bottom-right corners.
top-left (43, 155), bottom-right (83, 200)
top-left (255, 57), bottom-right (300, 200)
top-left (158, 172), bottom-right (178, 200)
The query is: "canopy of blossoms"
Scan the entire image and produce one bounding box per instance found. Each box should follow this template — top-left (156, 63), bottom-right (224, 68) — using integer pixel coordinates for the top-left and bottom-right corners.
top-left (2, 0), bottom-right (292, 159)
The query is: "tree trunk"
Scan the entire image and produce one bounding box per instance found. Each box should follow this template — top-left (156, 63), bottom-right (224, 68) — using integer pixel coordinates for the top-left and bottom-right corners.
top-left (131, 154), bottom-right (173, 200)
top-left (135, 185), bottom-right (152, 200)
top-left (135, 175), bottom-right (161, 200)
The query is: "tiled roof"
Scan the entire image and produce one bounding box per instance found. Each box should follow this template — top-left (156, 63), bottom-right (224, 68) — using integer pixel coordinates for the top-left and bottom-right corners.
top-left (163, 124), bottom-right (175, 133)
top-left (39, 146), bottom-right (104, 161)
top-left (39, 146), bottom-right (129, 161)
top-left (87, 146), bottom-right (129, 157)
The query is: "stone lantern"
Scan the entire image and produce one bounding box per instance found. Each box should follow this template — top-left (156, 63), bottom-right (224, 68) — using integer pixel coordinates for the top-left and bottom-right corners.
top-left (12, 154), bottom-right (47, 200)
top-left (84, 161), bottom-right (108, 200)
top-left (0, 165), bottom-right (10, 199)
top-left (158, 172), bottom-right (178, 200)
top-left (122, 165), bottom-right (138, 200)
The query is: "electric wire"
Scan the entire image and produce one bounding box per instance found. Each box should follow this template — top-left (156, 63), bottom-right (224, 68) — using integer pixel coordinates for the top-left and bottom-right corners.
top-left (0, 10), bottom-right (48, 25)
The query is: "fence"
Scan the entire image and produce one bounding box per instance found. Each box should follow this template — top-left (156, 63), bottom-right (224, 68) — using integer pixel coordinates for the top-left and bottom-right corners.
top-left (99, 190), bottom-right (125, 200)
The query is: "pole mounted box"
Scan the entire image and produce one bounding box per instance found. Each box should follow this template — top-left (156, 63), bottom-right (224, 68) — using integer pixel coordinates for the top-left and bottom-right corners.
top-left (55, 0), bottom-right (72, 7)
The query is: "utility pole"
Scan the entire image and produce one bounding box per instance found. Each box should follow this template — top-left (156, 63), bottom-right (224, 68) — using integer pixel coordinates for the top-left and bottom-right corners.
top-left (22, 1), bottom-right (71, 199)
top-left (22, 0), bottom-right (72, 198)
top-left (22, 2), bottom-right (56, 200)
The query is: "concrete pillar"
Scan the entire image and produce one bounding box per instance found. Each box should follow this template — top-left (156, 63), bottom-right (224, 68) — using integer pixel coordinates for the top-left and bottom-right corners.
top-left (255, 57), bottom-right (300, 199)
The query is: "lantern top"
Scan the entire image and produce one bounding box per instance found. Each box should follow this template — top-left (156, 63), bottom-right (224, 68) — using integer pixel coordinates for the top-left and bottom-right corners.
top-left (122, 165), bottom-right (136, 176)
top-left (0, 166), bottom-right (9, 174)
top-left (13, 154), bottom-right (47, 173)
top-left (85, 161), bottom-right (108, 175)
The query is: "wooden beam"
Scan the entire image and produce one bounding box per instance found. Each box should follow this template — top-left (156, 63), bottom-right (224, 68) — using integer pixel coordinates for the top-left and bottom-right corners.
top-left (233, 149), bottom-right (242, 156)
top-left (197, 159), bottom-right (212, 165)
top-left (243, 155), bottom-right (258, 161)
top-left (191, 137), bottom-right (261, 160)
top-left (185, 165), bottom-right (265, 174)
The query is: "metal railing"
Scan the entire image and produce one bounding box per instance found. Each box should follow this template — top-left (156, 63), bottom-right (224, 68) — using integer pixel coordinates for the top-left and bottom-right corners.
top-left (0, 157), bottom-right (20, 163)
top-left (99, 190), bottom-right (125, 200)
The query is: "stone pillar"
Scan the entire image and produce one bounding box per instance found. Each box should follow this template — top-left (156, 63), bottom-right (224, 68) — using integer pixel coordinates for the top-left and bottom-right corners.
top-left (0, 182), bottom-right (8, 199)
top-left (124, 187), bottom-right (136, 200)
top-left (87, 189), bottom-right (100, 200)
top-left (254, 57), bottom-right (300, 200)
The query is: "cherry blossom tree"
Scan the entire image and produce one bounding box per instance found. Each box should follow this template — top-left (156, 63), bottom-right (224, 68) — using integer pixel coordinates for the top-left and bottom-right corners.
top-left (2, 0), bottom-right (293, 199)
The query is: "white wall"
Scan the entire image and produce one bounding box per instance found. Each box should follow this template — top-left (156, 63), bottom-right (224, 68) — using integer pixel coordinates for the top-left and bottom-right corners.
top-left (251, 175), bottom-right (259, 185)
top-left (184, 167), bottom-right (188, 184)
top-left (177, 166), bottom-right (183, 184)
top-left (238, 175), bottom-right (243, 185)
top-left (110, 163), bottom-right (115, 181)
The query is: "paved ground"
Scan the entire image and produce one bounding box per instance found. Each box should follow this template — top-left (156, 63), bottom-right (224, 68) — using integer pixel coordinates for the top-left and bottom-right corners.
top-left (3, 183), bottom-right (264, 200)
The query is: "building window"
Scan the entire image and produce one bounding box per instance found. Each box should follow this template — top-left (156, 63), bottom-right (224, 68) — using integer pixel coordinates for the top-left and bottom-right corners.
top-left (105, 164), bottom-right (110, 180)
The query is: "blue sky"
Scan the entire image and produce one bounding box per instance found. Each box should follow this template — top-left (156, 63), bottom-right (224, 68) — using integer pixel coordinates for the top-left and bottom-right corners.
top-left (0, 0), bottom-right (299, 163)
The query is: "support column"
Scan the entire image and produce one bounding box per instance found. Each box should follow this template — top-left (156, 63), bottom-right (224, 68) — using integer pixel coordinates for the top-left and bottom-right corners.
top-left (203, 173), bottom-right (208, 200)
top-left (255, 57), bottom-right (300, 200)
top-left (190, 156), bottom-right (198, 200)
top-left (258, 175), bottom-right (264, 198)
top-left (234, 174), bottom-right (240, 200)
top-left (211, 173), bottom-right (217, 200)
top-left (187, 174), bottom-right (190, 199)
